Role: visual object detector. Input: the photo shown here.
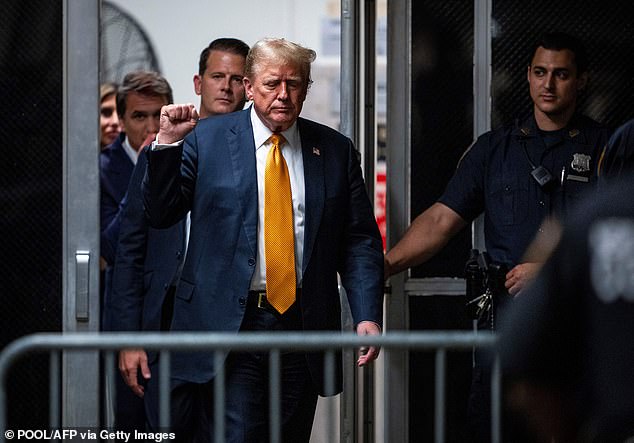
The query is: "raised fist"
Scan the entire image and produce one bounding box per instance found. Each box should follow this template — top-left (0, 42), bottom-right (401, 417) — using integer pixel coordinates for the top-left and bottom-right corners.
top-left (158, 103), bottom-right (199, 144)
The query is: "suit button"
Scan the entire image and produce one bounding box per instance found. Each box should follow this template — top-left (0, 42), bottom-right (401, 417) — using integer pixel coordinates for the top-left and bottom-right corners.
top-left (163, 284), bottom-right (169, 290)
top-left (176, 251), bottom-right (182, 259)
top-left (238, 297), bottom-right (246, 306)
top-left (248, 258), bottom-right (256, 266)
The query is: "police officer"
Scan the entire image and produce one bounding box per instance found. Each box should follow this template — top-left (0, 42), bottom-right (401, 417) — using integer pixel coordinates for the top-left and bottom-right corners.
top-left (385, 32), bottom-right (610, 441)
top-left (499, 174), bottom-right (634, 442)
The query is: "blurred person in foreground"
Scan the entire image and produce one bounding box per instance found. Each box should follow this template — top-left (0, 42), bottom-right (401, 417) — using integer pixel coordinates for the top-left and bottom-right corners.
top-left (100, 82), bottom-right (121, 150)
top-left (499, 172), bottom-right (634, 442)
top-left (107, 38), bottom-right (249, 431)
top-left (140, 38), bottom-right (383, 442)
top-left (384, 31), bottom-right (609, 441)
top-left (598, 117), bottom-right (634, 184)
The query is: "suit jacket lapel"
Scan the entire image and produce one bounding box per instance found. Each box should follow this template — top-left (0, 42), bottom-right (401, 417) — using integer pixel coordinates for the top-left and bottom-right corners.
top-left (227, 110), bottom-right (258, 257)
top-left (109, 139), bottom-right (134, 176)
top-left (299, 118), bottom-right (324, 273)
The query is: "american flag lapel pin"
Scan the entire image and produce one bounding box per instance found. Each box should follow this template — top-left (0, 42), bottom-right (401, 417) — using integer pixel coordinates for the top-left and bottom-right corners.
top-left (312, 147), bottom-right (320, 156)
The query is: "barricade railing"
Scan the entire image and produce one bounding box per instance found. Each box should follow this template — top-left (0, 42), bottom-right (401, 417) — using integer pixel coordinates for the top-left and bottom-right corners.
top-left (0, 332), bottom-right (498, 443)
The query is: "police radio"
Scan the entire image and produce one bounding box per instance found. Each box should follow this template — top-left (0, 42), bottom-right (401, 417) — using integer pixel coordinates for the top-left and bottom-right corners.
top-left (516, 120), bottom-right (555, 189)
top-left (530, 163), bottom-right (554, 188)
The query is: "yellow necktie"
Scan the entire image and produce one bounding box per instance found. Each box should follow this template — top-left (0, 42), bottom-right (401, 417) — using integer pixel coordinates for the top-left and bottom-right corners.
top-left (264, 133), bottom-right (296, 314)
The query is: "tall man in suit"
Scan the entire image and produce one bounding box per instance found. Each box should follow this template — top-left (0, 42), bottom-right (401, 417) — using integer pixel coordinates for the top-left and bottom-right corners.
top-left (139, 38), bottom-right (384, 442)
top-left (99, 71), bottom-right (173, 433)
top-left (108, 38), bottom-right (250, 430)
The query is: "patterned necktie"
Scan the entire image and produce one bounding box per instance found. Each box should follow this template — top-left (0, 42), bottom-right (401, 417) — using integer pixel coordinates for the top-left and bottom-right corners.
top-left (264, 133), bottom-right (296, 314)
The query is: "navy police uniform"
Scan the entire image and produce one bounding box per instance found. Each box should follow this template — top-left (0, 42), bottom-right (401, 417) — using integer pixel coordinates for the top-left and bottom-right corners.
top-left (439, 113), bottom-right (609, 442)
top-left (440, 114), bottom-right (609, 269)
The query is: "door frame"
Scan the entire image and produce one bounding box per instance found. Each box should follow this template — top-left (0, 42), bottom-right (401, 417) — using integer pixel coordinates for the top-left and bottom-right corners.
top-left (62, 0), bottom-right (101, 427)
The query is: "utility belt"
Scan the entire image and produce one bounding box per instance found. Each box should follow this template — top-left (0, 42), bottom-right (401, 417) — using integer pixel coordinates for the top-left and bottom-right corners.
top-left (464, 249), bottom-right (511, 330)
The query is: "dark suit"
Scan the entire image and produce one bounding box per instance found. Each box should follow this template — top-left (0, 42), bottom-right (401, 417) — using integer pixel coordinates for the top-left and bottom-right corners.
top-left (100, 133), bottom-right (135, 265)
top-left (144, 108), bottom-right (383, 439)
top-left (100, 133), bottom-right (144, 432)
top-left (107, 149), bottom-right (186, 430)
top-left (108, 150), bottom-right (186, 332)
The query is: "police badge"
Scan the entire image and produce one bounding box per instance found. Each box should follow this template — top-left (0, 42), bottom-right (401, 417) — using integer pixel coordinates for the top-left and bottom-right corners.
top-left (571, 153), bottom-right (591, 173)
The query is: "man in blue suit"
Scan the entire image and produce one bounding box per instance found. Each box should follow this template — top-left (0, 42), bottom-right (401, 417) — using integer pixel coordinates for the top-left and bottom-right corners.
top-left (99, 71), bottom-right (173, 433)
top-left (100, 71), bottom-right (173, 268)
top-left (107, 38), bottom-right (250, 430)
top-left (137, 38), bottom-right (384, 442)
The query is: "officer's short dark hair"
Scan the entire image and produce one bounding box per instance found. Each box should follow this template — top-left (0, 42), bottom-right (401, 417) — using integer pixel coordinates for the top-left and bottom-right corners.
top-left (530, 32), bottom-right (588, 76)
top-left (198, 38), bottom-right (250, 76)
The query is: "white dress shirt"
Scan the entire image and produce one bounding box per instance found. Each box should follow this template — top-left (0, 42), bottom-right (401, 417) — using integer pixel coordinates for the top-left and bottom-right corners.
top-left (249, 106), bottom-right (305, 291)
top-left (122, 136), bottom-right (139, 165)
top-left (151, 107), bottom-right (306, 291)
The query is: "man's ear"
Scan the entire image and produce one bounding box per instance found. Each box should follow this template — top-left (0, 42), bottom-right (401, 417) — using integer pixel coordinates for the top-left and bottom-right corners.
top-left (193, 74), bottom-right (202, 96)
top-left (243, 77), bottom-right (254, 101)
top-left (577, 72), bottom-right (588, 91)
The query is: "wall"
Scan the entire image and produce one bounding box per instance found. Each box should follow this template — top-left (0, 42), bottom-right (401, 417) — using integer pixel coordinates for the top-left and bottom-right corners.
top-left (107, 0), bottom-right (340, 127)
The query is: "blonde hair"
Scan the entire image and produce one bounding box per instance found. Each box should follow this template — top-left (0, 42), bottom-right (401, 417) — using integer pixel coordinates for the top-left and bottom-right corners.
top-left (100, 82), bottom-right (118, 103)
top-left (245, 38), bottom-right (316, 88)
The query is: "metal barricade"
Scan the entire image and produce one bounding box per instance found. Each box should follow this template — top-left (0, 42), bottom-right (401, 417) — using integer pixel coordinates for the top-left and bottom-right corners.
top-left (0, 332), bottom-right (498, 443)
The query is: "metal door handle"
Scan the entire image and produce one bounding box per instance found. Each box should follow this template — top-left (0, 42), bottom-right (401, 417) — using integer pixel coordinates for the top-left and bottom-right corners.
top-left (75, 251), bottom-right (90, 321)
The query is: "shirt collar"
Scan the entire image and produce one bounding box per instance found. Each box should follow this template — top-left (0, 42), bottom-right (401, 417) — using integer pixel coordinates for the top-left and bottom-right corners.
top-left (122, 135), bottom-right (139, 165)
top-left (250, 105), bottom-right (301, 152)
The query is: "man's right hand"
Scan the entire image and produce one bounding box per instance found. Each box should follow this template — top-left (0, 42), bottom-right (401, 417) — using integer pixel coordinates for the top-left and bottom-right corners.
top-left (119, 348), bottom-right (151, 398)
top-left (505, 262), bottom-right (541, 296)
top-left (158, 104), bottom-right (199, 144)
